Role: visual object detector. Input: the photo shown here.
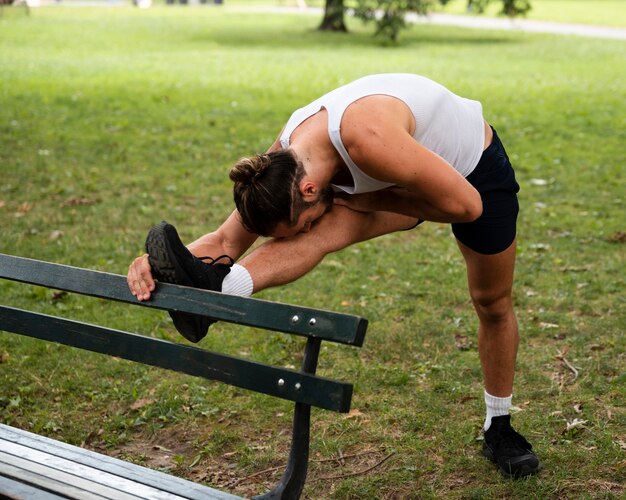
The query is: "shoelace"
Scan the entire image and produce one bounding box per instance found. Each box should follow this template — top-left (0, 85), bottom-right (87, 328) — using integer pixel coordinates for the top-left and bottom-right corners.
top-left (197, 255), bottom-right (234, 266)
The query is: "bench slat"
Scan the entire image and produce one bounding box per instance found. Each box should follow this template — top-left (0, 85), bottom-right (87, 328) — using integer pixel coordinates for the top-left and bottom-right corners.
top-left (0, 456), bottom-right (140, 500)
top-left (0, 424), bottom-right (240, 499)
top-left (0, 475), bottom-right (66, 500)
top-left (0, 253), bottom-right (367, 346)
top-left (1, 441), bottom-right (182, 499)
top-left (0, 461), bottom-right (106, 500)
top-left (0, 306), bottom-right (353, 413)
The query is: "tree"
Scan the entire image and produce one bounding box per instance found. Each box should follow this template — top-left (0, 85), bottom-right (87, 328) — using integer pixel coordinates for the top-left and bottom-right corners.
top-left (319, 0), bottom-right (349, 32)
top-left (353, 0), bottom-right (444, 42)
top-left (467, 0), bottom-right (531, 17)
top-left (318, 0), bottom-right (532, 42)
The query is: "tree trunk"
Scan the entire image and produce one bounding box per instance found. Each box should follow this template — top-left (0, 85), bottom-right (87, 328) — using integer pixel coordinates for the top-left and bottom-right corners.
top-left (318, 0), bottom-right (347, 32)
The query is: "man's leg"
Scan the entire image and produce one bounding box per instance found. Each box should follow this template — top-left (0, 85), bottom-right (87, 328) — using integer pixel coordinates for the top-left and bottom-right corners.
top-left (456, 239), bottom-right (518, 399)
top-left (139, 206), bottom-right (416, 342)
top-left (240, 205), bottom-right (418, 293)
top-left (456, 238), bottom-right (540, 477)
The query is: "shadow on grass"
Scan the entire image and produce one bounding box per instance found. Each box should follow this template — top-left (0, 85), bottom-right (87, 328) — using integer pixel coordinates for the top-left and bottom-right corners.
top-left (183, 15), bottom-right (522, 50)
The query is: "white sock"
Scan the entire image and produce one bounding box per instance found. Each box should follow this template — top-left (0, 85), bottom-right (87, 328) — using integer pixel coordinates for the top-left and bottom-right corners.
top-left (484, 391), bottom-right (512, 431)
top-left (221, 264), bottom-right (254, 297)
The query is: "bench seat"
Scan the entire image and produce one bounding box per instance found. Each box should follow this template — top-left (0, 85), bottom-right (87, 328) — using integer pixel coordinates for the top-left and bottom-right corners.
top-left (0, 423), bottom-right (241, 499)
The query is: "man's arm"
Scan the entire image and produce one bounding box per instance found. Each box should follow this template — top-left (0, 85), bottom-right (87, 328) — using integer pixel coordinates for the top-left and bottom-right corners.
top-left (339, 96), bottom-right (483, 223)
top-left (187, 210), bottom-right (259, 260)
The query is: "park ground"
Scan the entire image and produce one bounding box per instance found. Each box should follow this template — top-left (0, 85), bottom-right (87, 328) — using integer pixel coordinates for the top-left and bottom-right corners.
top-left (1, 1), bottom-right (625, 498)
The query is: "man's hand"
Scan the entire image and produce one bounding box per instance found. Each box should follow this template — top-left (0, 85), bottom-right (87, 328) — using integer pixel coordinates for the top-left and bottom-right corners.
top-left (127, 253), bottom-right (155, 301)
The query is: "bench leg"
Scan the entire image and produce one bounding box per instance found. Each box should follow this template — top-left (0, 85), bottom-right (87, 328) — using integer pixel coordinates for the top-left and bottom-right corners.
top-left (253, 337), bottom-right (321, 500)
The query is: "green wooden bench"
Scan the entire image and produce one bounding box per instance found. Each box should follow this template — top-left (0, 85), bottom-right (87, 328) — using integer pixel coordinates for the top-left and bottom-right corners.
top-left (0, 253), bottom-right (368, 499)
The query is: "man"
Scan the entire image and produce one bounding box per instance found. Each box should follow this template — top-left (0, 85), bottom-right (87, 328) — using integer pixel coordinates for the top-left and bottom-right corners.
top-left (128, 73), bottom-right (540, 478)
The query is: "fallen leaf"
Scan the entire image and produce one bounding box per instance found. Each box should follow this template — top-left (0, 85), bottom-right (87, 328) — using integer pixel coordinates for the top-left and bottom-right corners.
top-left (0, 352), bottom-right (9, 363)
top-left (564, 418), bottom-right (588, 433)
top-left (343, 409), bottom-right (364, 419)
top-left (540, 322), bottom-right (560, 329)
top-left (16, 202), bottom-right (33, 214)
top-left (454, 333), bottom-right (472, 351)
top-left (530, 243), bottom-right (551, 251)
top-left (458, 396), bottom-right (477, 404)
top-left (607, 231), bottom-right (625, 243)
top-left (130, 398), bottom-right (155, 410)
top-left (49, 230), bottom-right (64, 241)
top-left (59, 196), bottom-right (97, 208)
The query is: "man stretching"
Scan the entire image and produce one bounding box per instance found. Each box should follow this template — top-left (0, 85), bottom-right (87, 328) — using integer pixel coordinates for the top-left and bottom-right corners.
top-left (128, 73), bottom-right (540, 478)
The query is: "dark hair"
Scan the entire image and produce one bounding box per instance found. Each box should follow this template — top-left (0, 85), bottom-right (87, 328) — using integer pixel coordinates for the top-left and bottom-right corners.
top-left (229, 150), bottom-right (316, 236)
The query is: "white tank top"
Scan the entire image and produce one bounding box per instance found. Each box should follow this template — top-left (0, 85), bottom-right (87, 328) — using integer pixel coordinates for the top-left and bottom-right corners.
top-left (280, 73), bottom-right (485, 194)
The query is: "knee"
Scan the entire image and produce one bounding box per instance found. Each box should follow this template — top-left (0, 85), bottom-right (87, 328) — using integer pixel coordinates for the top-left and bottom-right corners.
top-left (470, 287), bottom-right (514, 324)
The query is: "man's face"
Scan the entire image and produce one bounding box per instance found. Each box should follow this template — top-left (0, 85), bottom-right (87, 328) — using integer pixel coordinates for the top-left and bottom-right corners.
top-left (270, 201), bottom-right (329, 239)
top-left (270, 184), bottom-right (334, 239)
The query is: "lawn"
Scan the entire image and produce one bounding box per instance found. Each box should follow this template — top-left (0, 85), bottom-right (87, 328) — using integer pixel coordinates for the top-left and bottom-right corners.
top-left (439, 0), bottom-right (626, 28)
top-left (1, 5), bottom-right (625, 499)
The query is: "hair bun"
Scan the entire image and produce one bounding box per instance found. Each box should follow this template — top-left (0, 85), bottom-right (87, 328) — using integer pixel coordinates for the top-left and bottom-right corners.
top-left (229, 154), bottom-right (271, 184)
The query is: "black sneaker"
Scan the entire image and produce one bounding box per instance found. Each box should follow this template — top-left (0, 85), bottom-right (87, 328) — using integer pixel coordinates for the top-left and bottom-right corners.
top-left (145, 221), bottom-right (233, 343)
top-left (483, 415), bottom-right (540, 478)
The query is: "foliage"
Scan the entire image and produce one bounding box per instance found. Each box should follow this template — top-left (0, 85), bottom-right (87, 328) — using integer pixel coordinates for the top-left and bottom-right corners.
top-left (467, 0), bottom-right (531, 17)
top-left (329, 0), bottom-right (531, 42)
top-left (352, 0), bottom-right (443, 42)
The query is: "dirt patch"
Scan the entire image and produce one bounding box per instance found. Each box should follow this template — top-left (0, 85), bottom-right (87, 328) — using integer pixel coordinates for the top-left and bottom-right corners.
top-left (557, 479), bottom-right (625, 498)
top-left (110, 424), bottom-right (198, 473)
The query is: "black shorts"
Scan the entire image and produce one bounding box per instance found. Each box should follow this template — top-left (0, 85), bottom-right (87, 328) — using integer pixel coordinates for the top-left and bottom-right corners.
top-left (451, 127), bottom-right (520, 255)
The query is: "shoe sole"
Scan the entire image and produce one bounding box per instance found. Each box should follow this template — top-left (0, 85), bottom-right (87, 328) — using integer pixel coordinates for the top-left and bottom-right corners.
top-left (483, 445), bottom-right (541, 478)
top-left (146, 222), bottom-right (193, 285)
top-left (145, 221), bottom-right (211, 343)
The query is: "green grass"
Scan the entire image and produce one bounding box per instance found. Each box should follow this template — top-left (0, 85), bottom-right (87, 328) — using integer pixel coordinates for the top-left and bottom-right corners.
top-left (1, 6), bottom-right (625, 499)
top-left (440, 0), bottom-right (626, 27)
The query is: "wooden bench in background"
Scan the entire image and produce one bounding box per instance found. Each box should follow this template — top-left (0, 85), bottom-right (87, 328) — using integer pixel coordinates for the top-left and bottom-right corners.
top-left (0, 253), bottom-right (368, 499)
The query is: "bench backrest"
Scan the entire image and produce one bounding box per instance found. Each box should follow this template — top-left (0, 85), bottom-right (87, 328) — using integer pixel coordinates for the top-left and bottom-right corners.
top-left (0, 253), bottom-right (368, 412)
